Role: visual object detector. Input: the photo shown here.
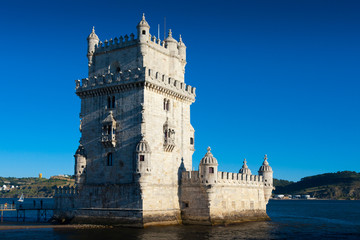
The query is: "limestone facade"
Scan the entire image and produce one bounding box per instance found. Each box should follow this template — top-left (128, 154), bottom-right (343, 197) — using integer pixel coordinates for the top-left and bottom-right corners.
top-left (54, 14), bottom-right (273, 227)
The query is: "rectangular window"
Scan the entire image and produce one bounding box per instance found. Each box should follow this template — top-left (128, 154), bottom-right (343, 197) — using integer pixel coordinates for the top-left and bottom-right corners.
top-left (190, 137), bottom-right (194, 145)
top-left (209, 167), bottom-right (214, 173)
top-left (140, 155), bottom-right (145, 161)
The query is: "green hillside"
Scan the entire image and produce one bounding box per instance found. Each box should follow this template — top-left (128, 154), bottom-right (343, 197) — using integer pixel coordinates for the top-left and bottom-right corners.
top-left (0, 176), bottom-right (75, 198)
top-left (274, 171), bottom-right (360, 200)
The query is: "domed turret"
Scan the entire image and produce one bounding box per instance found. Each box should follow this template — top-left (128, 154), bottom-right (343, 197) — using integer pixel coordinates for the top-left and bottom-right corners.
top-left (258, 154), bottom-right (273, 203)
top-left (87, 26), bottom-right (99, 67)
top-left (199, 147), bottom-right (218, 185)
top-left (135, 136), bottom-right (151, 178)
top-left (74, 144), bottom-right (87, 185)
top-left (178, 35), bottom-right (186, 61)
top-left (137, 13), bottom-right (150, 42)
top-left (165, 29), bottom-right (178, 53)
top-left (239, 159), bottom-right (252, 175)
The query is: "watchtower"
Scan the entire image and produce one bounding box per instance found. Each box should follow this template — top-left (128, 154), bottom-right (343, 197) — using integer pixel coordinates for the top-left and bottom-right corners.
top-left (70, 14), bottom-right (196, 226)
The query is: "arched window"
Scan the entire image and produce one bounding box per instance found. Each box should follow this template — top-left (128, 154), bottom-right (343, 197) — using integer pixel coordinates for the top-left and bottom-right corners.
top-left (107, 153), bottom-right (113, 166)
top-left (209, 167), bottom-right (214, 173)
top-left (142, 30), bottom-right (146, 35)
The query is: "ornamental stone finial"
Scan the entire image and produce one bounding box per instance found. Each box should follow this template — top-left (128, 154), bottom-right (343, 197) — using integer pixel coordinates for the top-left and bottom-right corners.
top-left (264, 154), bottom-right (268, 161)
top-left (207, 146), bottom-right (211, 152)
top-left (92, 26), bottom-right (95, 33)
top-left (168, 29), bottom-right (172, 38)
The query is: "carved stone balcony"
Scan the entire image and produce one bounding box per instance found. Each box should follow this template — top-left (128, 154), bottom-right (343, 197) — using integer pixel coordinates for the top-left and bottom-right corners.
top-left (101, 134), bottom-right (116, 148)
top-left (164, 138), bottom-right (175, 152)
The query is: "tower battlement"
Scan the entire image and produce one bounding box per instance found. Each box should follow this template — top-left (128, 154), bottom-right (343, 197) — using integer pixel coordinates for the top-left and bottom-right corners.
top-left (94, 32), bottom-right (183, 60)
top-left (94, 33), bottom-right (138, 53)
top-left (75, 67), bottom-right (195, 101)
top-left (182, 170), bottom-right (265, 186)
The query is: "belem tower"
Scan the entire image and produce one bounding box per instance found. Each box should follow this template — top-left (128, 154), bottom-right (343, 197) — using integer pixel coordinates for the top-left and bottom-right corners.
top-left (54, 14), bottom-right (274, 227)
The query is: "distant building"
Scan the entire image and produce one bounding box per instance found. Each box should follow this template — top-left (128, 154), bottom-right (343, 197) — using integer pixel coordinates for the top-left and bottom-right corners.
top-left (54, 14), bottom-right (274, 227)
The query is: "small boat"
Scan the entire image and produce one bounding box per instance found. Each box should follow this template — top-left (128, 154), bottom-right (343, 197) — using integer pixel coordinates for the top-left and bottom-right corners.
top-left (18, 193), bottom-right (24, 202)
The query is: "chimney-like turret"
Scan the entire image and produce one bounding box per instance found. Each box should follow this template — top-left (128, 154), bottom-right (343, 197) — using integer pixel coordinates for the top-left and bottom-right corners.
top-left (165, 29), bottom-right (178, 54)
top-left (137, 13), bottom-right (150, 43)
top-left (178, 35), bottom-right (186, 61)
top-left (87, 26), bottom-right (99, 68)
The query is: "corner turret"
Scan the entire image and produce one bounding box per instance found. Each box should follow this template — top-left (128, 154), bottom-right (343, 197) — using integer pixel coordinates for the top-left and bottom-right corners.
top-left (239, 159), bottom-right (252, 175)
top-left (165, 29), bottom-right (178, 54)
top-left (134, 136), bottom-right (151, 183)
top-left (258, 154), bottom-right (273, 202)
top-left (87, 27), bottom-right (99, 68)
top-left (137, 13), bottom-right (150, 42)
top-left (74, 144), bottom-right (87, 185)
top-left (178, 35), bottom-right (186, 61)
top-left (199, 147), bottom-right (218, 185)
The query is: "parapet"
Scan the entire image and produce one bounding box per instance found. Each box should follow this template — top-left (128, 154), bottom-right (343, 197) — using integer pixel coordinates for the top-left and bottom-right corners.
top-left (94, 33), bottom-right (138, 54)
top-left (146, 68), bottom-right (196, 101)
top-left (54, 186), bottom-right (78, 196)
top-left (94, 32), bottom-right (185, 60)
top-left (182, 170), bottom-right (264, 187)
top-left (75, 67), bottom-right (196, 102)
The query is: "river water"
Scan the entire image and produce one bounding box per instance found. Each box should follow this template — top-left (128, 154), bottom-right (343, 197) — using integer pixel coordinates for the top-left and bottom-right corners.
top-left (0, 199), bottom-right (359, 239)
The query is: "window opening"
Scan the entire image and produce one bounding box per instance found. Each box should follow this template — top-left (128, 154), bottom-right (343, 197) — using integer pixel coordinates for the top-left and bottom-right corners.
top-left (190, 137), bottom-right (194, 145)
top-left (107, 153), bottom-right (113, 166)
top-left (107, 97), bottom-right (111, 109)
top-left (142, 30), bottom-right (146, 35)
top-left (209, 167), bottom-right (214, 173)
top-left (112, 96), bottom-right (115, 108)
top-left (140, 155), bottom-right (145, 161)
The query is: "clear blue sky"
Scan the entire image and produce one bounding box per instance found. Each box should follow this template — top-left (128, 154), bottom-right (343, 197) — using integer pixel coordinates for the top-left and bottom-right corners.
top-left (0, 0), bottom-right (359, 181)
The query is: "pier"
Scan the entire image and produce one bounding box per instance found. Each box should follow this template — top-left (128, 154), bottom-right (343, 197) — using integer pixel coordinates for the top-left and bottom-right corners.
top-left (0, 202), bottom-right (54, 223)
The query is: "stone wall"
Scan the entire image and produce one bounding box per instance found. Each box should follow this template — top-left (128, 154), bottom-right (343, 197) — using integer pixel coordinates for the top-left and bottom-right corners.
top-left (180, 171), bottom-right (270, 225)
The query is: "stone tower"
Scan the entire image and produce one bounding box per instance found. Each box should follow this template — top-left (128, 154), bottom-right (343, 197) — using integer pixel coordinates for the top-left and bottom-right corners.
top-left (57, 14), bottom-right (196, 226)
top-left (55, 14), bottom-right (273, 227)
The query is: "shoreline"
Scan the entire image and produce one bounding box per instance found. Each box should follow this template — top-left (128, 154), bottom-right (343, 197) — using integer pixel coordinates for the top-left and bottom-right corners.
top-left (0, 223), bottom-right (112, 230)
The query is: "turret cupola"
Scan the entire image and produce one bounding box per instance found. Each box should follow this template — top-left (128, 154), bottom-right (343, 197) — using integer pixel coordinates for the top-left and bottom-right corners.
top-left (258, 154), bottom-right (272, 172)
top-left (239, 159), bottom-right (252, 175)
top-left (199, 147), bottom-right (218, 185)
top-left (178, 34), bottom-right (186, 61)
top-left (137, 13), bottom-right (150, 42)
top-left (87, 26), bottom-right (99, 67)
top-left (165, 29), bottom-right (178, 53)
